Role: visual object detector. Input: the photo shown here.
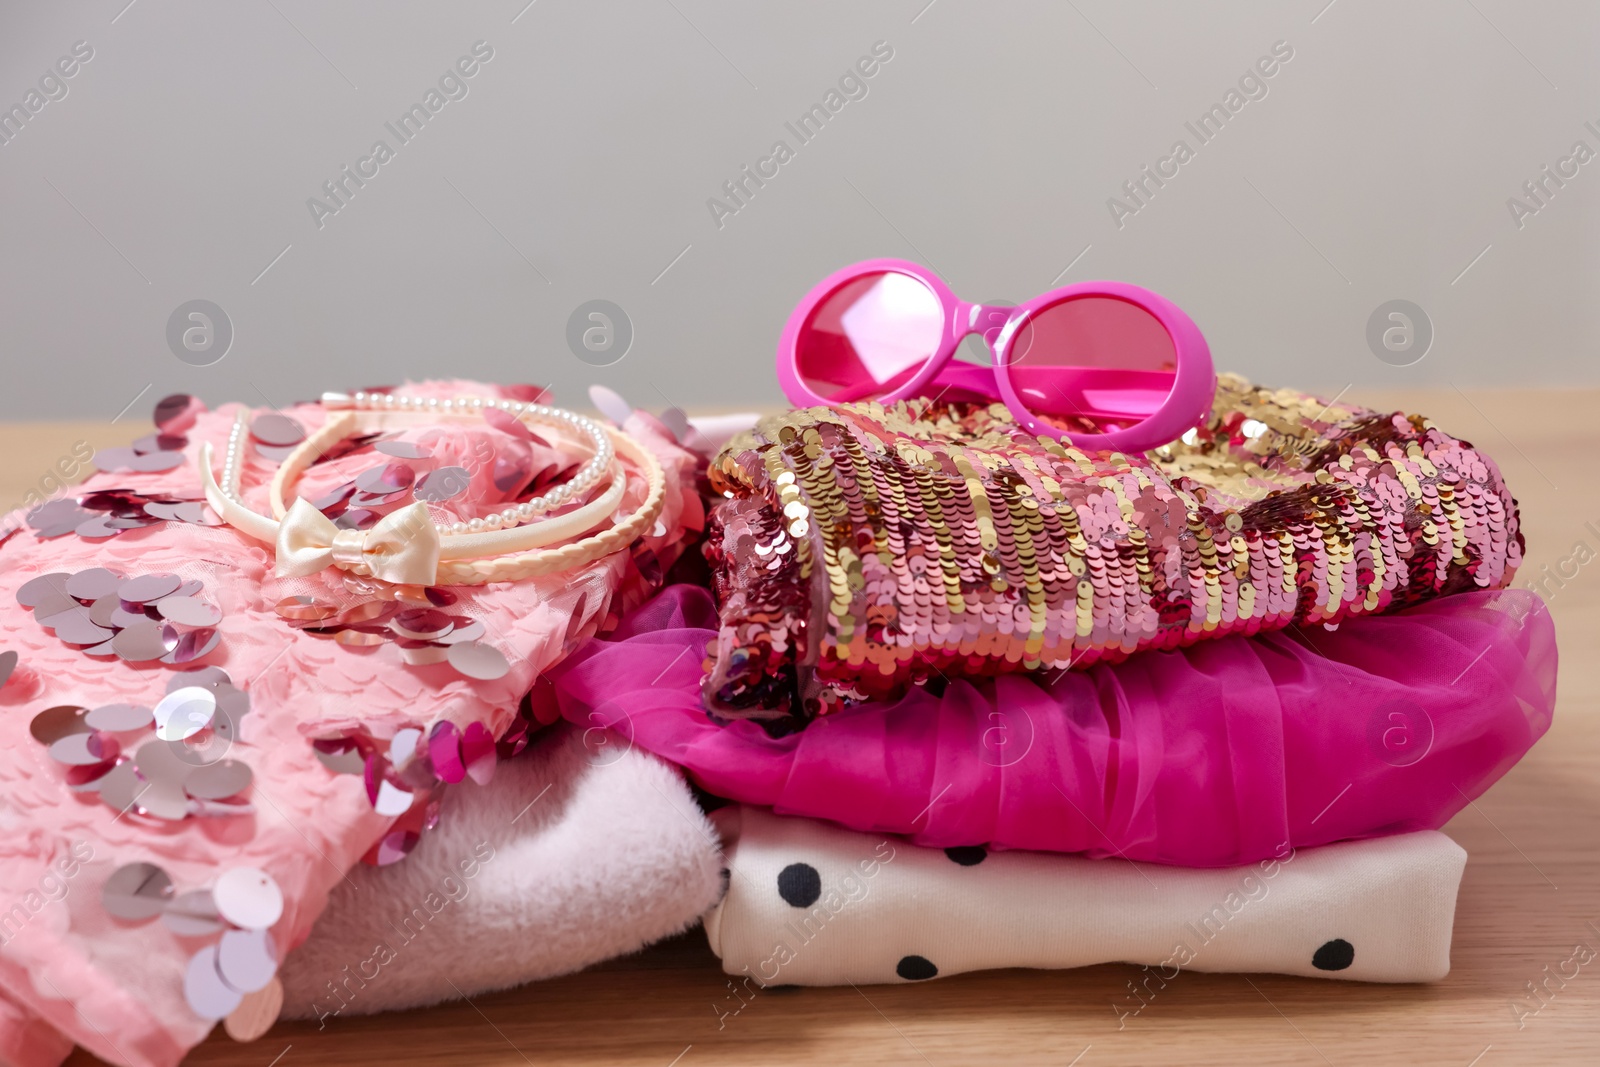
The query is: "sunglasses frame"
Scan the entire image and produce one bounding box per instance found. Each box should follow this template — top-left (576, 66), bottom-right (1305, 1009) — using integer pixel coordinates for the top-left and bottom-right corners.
top-left (776, 257), bottom-right (1216, 453)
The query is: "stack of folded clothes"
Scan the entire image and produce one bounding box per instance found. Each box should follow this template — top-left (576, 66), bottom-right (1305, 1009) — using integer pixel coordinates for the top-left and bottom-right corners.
top-left (539, 375), bottom-right (1555, 988)
top-left (0, 372), bottom-right (1556, 1066)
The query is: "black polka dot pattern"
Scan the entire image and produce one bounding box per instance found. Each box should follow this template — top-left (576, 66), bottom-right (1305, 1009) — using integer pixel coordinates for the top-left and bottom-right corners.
top-left (944, 845), bottom-right (987, 866)
top-left (896, 955), bottom-right (939, 981)
top-left (776, 862), bottom-right (821, 908)
top-left (1312, 939), bottom-right (1354, 971)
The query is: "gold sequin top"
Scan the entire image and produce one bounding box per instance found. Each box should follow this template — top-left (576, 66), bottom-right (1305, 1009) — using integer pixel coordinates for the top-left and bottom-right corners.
top-left (702, 375), bottom-right (1523, 722)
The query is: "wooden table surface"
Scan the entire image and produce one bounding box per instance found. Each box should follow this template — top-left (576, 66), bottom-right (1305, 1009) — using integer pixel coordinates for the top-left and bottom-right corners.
top-left (4, 387), bottom-right (1595, 1067)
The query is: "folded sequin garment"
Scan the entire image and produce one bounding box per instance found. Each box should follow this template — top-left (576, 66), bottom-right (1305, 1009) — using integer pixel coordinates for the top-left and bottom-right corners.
top-left (703, 374), bottom-right (1523, 720)
top-left (0, 381), bottom-right (699, 1067)
top-left (0, 724), bottom-right (726, 1067)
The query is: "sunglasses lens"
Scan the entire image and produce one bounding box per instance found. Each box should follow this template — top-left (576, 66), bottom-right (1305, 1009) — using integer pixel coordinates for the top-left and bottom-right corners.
top-left (795, 271), bottom-right (944, 402)
top-left (1002, 296), bottom-right (1177, 428)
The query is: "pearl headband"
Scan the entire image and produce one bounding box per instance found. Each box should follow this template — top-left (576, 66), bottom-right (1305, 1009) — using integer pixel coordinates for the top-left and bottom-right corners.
top-left (198, 393), bottom-right (667, 587)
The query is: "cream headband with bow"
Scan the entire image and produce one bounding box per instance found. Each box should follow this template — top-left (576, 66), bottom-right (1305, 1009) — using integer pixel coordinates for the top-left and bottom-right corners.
top-left (198, 395), bottom-right (666, 587)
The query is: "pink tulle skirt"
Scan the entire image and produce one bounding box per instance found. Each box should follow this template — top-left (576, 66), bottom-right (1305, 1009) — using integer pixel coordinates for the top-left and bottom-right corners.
top-left (539, 585), bottom-right (1556, 867)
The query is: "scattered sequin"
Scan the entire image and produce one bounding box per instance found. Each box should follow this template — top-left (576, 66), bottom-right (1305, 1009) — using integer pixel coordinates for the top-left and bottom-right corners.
top-left (67, 568), bottom-right (123, 601)
top-left (272, 590), bottom-right (500, 680)
top-left (391, 609), bottom-right (452, 641)
top-left (129, 752), bottom-right (193, 820)
top-left (308, 482), bottom-right (357, 518)
top-left (120, 573), bottom-right (182, 603)
top-left (16, 573), bottom-right (69, 609)
top-left (369, 772), bottom-right (414, 817)
top-left (94, 761), bottom-right (146, 815)
top-left (274, 595), bottom-right (337, 622)
top-left (157, 596), bottom-right (223, 627)
top-left (154, 393), bottom-right (202, 435)
top-left (26, 502), bottom-right (86, 538)
top-left (223, 977), bottom-right (283, 1043)
top-left (154, 687), bottom-right (217, 742)
top-left (48, 731), bottom-right (118, 766)
top-left (415, 466), bottom-right (471, 503)
top-left (312, 738), bottom-right (364, 775)
top-left (126, 450), bottom-right (186, 473)
top-left (375, 440), bottom-right (432, 460)
top-left (88, 596), bottom-right (121, 627)
top-left (112, 620), bottom-right (170, 662)
top-left (85, 703), bottom-right (155, 731)
top-left (374, 830), bottom-right (419, 866)
top-left (89, 447), bottom-right (138, 473)
top-left (102, 862), bottom-right (175, 922)
top-left (389, 727), bottom-right (423, 768)
top-left (355, 462), bottom-right (415, 495)
top-left (249, 414), bottom-right (306, 448)
top-left (21, 568), bottom-right (225, 666)
top-left (53, 612), bottom-right (115, 647)
top-left (169, 665), bottom-right (233, 692)
top-left (213, 868), bottom-right (283, 931)
top-left (28, 487), bottom-right (218, 542)
top-left (396, 640), bottom-right (448, 665)
top-left (30, 705), bottom-right (90, 745)
top-left (73, 515), bottom-right (124, 539)
top-left (184, 759), bottom-right (254, 801)
top-left (432, 618), bottom-right (485, 645)
top-left (334, 628), bottom-right (388, 648)
top-left (335, 508), bottom-right (381, 532)
top-left (428, 722), bottom-right (466, 784)
top-left (216, 928), bottom-right (279, 993)
top-left (395, 585), bottom-right (458, 608)
top-left (185, 946), bottom-right (243, 1020)
top-left (65, 759), bottom-right (118, 791)
top-left (492, 458), bottom-right (529, 494)
top-left (164, 625), bottom-right (221, 664)
top-left (163, 890), bottom-right (226, 937)
top-left (460, 721), bottom-right (496, 786)
top-left (447, 641), bottom-right (511, 681)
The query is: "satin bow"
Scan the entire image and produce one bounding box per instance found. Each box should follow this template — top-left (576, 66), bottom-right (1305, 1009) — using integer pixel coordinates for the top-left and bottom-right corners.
top-left (275, 498), bottom-right (440, 586)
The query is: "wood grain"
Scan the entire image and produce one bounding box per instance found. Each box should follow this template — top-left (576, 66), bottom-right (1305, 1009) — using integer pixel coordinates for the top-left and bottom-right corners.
top-left (4, 389), bottom-right (1593, 1066)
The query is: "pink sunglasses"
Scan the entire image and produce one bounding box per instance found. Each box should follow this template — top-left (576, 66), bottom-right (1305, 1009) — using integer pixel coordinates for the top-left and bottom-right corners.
top-left (776, 258), bottom-right (1216, 453)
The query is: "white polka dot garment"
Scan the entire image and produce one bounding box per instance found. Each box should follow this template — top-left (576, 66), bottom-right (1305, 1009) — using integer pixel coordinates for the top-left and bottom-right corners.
top-left (705, 807), bottom-right (1467, 988)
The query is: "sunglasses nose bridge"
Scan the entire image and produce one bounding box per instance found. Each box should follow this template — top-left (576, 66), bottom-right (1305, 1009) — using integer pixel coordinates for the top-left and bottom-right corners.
top-left (955, 302), bottom-right (1020, 349)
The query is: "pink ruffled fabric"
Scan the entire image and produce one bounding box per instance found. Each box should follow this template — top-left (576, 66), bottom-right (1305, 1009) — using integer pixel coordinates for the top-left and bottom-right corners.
top-left (541, 584), bottom-right (1556, 868)
top-left (0, 996), bottom-right (71, 1067)
top-left (0, 381), bottom-right (697, 1066)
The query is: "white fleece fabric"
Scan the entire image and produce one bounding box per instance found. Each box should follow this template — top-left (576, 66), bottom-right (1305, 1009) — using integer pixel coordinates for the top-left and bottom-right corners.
top-left (705, 807), bottom-right (1467, 986)
top-left (278, 723), bottom-right (725, 1020)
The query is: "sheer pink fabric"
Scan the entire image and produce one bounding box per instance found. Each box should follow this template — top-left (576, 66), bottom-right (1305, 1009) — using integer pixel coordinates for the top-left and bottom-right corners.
top-left (0, 381), bottom-right (696, 1066)
top-left (541, 584), bottom-right (1555, 868)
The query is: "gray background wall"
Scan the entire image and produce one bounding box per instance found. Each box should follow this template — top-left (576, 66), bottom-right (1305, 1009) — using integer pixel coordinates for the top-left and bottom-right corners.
top-left (0, 0), bottom-right (1595, 421)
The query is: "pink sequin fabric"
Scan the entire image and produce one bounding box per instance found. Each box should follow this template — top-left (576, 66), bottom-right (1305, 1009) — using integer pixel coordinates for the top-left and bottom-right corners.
top-left (0, 381), bottom-right (697, 1067)
top-left (704, 374), bottom-right (1523, 720)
